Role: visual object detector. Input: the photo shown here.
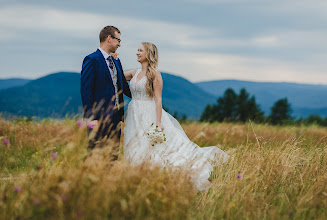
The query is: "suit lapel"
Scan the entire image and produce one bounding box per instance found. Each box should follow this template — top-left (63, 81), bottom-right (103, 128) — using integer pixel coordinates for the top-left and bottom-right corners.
top-left (96, 49), bottom-right (114, 88)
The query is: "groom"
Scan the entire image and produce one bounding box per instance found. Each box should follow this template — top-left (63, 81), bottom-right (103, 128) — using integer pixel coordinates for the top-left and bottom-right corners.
top-left (80, 25), bottom-right (132, 159)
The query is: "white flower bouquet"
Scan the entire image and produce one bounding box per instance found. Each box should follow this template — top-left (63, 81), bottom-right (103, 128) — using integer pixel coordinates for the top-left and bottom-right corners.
top-left (146, 123), bottom-right (166, 146)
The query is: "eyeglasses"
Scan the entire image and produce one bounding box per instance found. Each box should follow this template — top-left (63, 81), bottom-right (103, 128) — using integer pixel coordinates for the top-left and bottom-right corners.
top-left (111, 35), bottom-right (121, 43)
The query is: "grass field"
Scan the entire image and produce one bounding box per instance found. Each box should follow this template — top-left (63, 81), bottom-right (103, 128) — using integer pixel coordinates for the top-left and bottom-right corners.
top-left (0, 118), bottom-right (326, 219)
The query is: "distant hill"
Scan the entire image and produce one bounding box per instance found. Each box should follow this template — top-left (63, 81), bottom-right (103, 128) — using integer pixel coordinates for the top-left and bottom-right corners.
top-left (0, 78), bottom-right (30, 90)
top-left (0, 72), bottom-right (216, 119)
top-left (1, 74), bottom-right (327, 119)
top-left (0, 73), bottom-right (82, 117)
top-left (292, 107), bottom-right (327, 118)
top-left (196, 80), bottom-right (327, 117)
top-left (160, 73), bottom-right (216, 118)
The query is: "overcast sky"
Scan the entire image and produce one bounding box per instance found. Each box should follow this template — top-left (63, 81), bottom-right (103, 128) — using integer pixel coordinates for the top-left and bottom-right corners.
top-left (1, 0), bottom-right (327, 84)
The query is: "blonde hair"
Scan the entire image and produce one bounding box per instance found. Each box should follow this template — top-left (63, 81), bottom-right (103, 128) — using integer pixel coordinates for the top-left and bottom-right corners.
top-left (142, 42), bottom-right (159, 98)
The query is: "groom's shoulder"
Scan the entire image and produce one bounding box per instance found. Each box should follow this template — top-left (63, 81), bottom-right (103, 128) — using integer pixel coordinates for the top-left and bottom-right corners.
top-left (82, 50), bottom-right (101, 66)
top-left (85, 50), bottom-right (100, 59)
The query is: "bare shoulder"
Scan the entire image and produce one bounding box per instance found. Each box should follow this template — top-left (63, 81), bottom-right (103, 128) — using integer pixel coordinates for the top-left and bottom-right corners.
top-left (127, 69), bottom-right (138, 77)
top-left (154, 70), bottom-right (163, 88)
top-left (154, 70), bottom-right (162, 80)
top-left (130, 69), bottom-right (138, 77)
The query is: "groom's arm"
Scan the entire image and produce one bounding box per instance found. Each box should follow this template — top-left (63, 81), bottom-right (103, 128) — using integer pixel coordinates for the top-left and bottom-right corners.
top-left (118, 59), bottom-right (132, 98)
top-left (80, 56), bottom-right (96, 119)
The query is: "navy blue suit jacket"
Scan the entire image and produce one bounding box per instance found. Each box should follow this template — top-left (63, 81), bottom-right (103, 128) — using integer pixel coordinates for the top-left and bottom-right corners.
top-left (80, 49), bottom-right (132, 123)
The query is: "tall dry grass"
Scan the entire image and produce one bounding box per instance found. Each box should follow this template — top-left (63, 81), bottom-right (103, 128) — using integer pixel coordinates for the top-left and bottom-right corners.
top-left (0, 118), bottom-right (326, 219)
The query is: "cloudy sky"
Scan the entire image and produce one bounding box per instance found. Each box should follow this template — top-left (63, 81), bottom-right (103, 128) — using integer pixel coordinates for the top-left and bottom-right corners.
top-left (1, 0), bottom-right (327, 84)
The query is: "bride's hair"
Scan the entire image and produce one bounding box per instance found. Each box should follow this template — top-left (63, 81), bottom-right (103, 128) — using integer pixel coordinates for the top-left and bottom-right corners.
top-left (142, 42), bottom-right (158, 98)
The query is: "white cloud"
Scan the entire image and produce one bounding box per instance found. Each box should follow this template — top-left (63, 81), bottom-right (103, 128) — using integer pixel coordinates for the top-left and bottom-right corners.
top-left (1, 4), bottom-right (325, 51)
top-left (0, 28), bottom-right (16, 40)
top-left (0, 3), bottom-right (327, 85)
top-left (251, 36), bottom-right (279, 47)
top-left (0, 5), bottom-right (288, 51)
top-left (158, 51), bottom-right (327, 84)
top-left (0, 5), bottom-right (211, 47)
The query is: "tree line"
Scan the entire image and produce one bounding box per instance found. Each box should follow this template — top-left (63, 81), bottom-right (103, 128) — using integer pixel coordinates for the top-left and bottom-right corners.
top-left (200, 88), bottom-right (327, 126)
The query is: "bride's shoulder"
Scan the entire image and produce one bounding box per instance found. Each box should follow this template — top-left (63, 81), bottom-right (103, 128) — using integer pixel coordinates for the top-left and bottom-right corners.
top-left (154, 70), bottom-right (163, 84)
top-left (154, 70), bottom-right (162, 78)
top-left (130, 69), bottom-right (139, 77)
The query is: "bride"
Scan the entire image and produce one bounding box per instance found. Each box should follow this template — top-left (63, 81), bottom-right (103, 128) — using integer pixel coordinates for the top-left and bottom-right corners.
top-left (123, 42), bottom-right (229, 191)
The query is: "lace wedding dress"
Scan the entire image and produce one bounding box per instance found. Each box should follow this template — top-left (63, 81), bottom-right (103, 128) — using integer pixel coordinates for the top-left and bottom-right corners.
top-left (124, 69), bottom-right (229, 191)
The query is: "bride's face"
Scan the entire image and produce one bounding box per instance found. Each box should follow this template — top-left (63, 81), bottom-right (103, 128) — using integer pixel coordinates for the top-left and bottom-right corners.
top-left (136, 44), bottom-right (147, 63)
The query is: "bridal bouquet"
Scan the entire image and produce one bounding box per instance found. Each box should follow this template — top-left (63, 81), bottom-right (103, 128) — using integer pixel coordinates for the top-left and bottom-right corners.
top-left (146, 123), bottom-right (166, 146)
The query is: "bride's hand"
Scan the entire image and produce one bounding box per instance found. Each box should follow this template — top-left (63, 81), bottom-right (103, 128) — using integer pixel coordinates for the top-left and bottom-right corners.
top-left (111, 52), bottom-right (119, 60)
top-left (156, 122), bottom-right (164, 131)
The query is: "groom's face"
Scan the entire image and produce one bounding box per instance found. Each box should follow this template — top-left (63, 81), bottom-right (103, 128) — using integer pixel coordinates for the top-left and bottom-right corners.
top-left (108, 31), bottom-right (121, 53)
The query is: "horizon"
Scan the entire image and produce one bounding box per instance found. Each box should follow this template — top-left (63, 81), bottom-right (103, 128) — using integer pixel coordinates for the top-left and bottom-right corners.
top-left (1, 71), bottom-right (327, 86)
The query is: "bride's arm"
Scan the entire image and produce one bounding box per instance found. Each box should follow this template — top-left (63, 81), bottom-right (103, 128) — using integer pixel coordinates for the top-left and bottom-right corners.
top-left (124, 69), bottom-right (137, 81)
top-left (154, 70), bottom-right (164, 131)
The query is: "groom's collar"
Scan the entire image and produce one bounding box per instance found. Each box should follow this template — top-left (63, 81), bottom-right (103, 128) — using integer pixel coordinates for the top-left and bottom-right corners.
top-left (98, 47), bottom-right (112, 60)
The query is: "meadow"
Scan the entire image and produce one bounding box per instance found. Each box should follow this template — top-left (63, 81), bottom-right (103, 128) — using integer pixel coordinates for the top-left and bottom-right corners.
top-left (0, 117), bottom-right (326, 219)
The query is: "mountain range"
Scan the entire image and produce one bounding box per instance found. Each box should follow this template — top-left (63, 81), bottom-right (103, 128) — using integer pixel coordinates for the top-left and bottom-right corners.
top-left (0, 72), bottom-right (216, 119)
top-left (0, 78), bottom-right (31, 90)
top-left (0, 72), bottom-right (326, 119)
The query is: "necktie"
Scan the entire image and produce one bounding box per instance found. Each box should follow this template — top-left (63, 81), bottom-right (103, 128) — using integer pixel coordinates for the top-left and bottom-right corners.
top-left (107, 56), bottom-right (114, 70)
top-left (107, 55), bottom-right (121, 110)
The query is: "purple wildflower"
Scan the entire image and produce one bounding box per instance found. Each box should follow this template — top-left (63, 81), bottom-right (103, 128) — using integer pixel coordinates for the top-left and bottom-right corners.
top-left (51, 152), bottom-right (58, 159)
top-left (87, 122), bottom-right (95, 130)
top-left (237, 174), bottom-right (242, 178)
top-left (61, 194), bottom-right (67, 201)
top-left (77, 210), bottom-right (83, 217)
top-left (76, 120), bottom-right (83, 127)
top-left (34, 198), bottom-right (41, 206)
top-left (3, 138), bottom-right (9, 146)
top-left (14, 186), bottom-right (21, 193)
top-left (36, 165), bottom-right (42, 171)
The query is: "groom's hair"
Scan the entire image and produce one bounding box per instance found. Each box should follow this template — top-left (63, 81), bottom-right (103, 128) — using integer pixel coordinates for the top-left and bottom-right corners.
top-left (99, 26), bottom-right (120, 43)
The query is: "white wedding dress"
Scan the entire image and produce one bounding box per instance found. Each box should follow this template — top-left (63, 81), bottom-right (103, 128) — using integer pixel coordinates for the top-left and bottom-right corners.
top-left (124, 69), bottom-right (229, 191)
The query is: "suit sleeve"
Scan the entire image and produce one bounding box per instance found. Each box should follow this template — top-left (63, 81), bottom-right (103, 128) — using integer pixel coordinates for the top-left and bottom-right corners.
top-left (80, 56), bottom-right (96, 119)
top-left (118, 59), bottom-right (132, 98)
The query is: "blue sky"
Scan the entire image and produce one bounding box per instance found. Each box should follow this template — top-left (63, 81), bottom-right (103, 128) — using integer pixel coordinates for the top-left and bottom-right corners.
top-left (1, 0), bottom-right (327, 84)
